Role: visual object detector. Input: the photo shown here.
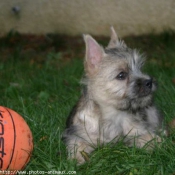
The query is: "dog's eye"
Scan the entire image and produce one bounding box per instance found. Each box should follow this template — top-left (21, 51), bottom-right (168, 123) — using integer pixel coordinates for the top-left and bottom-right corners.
top-left (116, 72), bottom-right (128, 80)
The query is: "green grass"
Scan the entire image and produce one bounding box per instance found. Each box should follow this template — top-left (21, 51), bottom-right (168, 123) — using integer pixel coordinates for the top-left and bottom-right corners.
top-left (0, 31), bottom-right (175, 174)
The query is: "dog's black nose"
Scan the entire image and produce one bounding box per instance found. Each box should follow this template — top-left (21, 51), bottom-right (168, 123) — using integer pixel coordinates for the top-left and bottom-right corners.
top-left (144, 79), bottom-right (152, 89)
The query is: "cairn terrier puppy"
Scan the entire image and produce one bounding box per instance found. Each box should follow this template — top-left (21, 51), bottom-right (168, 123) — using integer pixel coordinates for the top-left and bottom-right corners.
top-left (63, 27), bottom-right (167, 164)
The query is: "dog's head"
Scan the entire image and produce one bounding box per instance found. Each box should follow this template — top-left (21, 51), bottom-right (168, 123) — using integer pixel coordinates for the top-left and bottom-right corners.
top-left (83, 27), bottom-right (156, 111)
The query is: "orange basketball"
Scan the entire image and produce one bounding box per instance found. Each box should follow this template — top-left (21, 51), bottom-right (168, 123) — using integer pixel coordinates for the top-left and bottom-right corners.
top-left (0, 106), bottom-right (33, 171)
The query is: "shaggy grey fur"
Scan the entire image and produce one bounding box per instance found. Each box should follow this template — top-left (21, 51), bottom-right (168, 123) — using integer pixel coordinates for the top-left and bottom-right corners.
top-left (62, 27), bottom-right (167, 164)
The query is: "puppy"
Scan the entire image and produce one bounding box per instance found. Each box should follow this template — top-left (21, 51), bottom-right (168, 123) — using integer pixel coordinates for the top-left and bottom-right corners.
top-left (63, 27), bottom-right (167, 164)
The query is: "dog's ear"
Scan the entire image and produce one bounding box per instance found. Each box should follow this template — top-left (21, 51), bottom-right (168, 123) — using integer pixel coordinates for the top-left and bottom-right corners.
top-left (107, 26), bottom-right (127, 48)
top-left (84, 34), bottom-right (105, 76)
top-left (107, 26), bottom-right (119, 48)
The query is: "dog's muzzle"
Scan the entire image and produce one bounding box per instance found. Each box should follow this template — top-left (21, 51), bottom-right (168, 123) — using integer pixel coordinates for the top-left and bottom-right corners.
top-left (144, 79), bottom-right (152, 89)
top-left (136, 78), bottom-right (153, 97)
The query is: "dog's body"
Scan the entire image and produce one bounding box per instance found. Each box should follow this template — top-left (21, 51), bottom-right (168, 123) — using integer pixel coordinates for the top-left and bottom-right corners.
top-left (63, 27), bottom-right (167, 164)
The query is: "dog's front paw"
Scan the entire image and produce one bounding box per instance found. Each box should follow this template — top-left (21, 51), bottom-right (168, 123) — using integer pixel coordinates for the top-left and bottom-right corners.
top-left (67, 141), bottom-right (93, 164)
top-left (136, 133), bottom-right (162, 149)
top-left (68, 150), bottom-right (89, 165)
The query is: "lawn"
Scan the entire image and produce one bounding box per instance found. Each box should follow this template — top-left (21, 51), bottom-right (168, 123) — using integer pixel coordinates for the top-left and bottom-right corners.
top-left (0, 31), bottom-right (175, 175)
